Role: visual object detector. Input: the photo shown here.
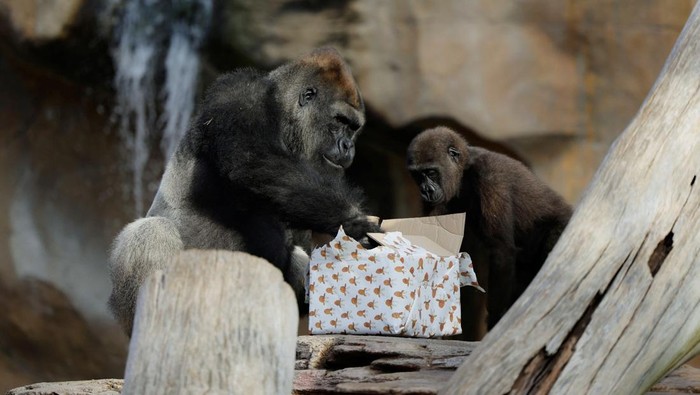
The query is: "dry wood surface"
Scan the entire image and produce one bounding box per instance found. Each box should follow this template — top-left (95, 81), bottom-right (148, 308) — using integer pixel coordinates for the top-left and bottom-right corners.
top-left (292, 336), bottom-right (700, 394)
top-left (441, 2), bottom-right (700, 394)
top-left (6, 336), bottom-right (699, 394)
top-left (121, 250), bottom-right (299, 395)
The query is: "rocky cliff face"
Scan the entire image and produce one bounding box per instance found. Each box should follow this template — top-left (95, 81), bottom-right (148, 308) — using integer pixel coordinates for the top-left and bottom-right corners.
top-left (214, 0), bottom-right (695, 202)
top-left (0, 0), bottom-right (693, 390)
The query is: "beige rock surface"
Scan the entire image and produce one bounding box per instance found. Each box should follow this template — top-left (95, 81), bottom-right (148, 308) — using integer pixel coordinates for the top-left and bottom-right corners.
top-left (0, 0), bottom-right (84, 41)
top-left (0, 41), bottom-right (130, 394)
top-left (217, 0), bottom-right (695, 202)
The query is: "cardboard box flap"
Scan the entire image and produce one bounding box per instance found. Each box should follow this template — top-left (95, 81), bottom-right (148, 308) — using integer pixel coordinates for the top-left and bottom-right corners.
top-left (367, 233), bottom-right (454, 257)
top-left (368, 213), bottom-right (466, 256)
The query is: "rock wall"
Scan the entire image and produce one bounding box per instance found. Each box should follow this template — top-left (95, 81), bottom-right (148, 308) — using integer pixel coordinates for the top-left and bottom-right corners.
top-left (0, 0), bottom-right (694, 390)
top-left (214, 0), bottom-right (696, 203)
top-left (0, 37), bottom-right (130, 390)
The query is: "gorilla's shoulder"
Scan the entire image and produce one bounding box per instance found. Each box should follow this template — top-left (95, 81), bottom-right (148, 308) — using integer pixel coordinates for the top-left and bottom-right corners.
top-left (211, 68), bottom-right (265, 88)
top-left (470, 146), bottom-right (533, 184)
top-left (202, 68), bottom-right (269, 108)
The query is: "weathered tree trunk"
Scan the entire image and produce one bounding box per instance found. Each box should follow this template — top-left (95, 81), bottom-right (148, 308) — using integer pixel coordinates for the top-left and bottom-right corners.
top-left (291, 336), bottom-right (700, 394)
top-left (441, 3), bottom-right (700, 395)
top-left (122, 250), bottom-right (298, 395)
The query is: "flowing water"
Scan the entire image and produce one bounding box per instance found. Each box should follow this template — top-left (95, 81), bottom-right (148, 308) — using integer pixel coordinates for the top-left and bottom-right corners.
top-left (111, 0), bottom-right (212, 215)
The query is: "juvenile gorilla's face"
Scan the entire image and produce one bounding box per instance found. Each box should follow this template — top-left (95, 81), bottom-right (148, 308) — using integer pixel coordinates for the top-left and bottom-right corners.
top-left (407, 127), bottom-right (467, 206)
top-left (276, 47), bottom-right (365, 172)
top-left (410, 166), bottom-right (445, 205)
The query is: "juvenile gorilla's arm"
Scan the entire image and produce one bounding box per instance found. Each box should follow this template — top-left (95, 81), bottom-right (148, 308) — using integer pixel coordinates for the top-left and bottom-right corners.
top-left (484, 237), bottom-right (517, 328)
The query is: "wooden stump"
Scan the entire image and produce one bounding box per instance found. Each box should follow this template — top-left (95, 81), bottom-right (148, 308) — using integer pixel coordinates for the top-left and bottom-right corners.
top-left (441, 3), bottom-right (700, 395)
top-left (122, 250), bottom-right (298, 395)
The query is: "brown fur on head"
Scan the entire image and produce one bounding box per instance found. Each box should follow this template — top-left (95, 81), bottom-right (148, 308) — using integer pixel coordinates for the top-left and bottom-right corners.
top-left (269, 46), bottom-right (365, 170)
top-left (407, 126), bottom-right (470, 204)
top-left (300, 46), bottom-right (362, 109)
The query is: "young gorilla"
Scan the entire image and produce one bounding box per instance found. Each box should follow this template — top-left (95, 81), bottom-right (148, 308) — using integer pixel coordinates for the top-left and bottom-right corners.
top-left (109, 47), bottom-right (379, 335)
top-left (407, 126), bottom-right (572, 336)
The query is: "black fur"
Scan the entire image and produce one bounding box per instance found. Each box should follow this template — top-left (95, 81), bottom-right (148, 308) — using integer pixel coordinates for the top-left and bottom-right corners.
top-left (108, 47), bottom-right (378, 334)
top-left (407, 126), bottom-right (572, 336)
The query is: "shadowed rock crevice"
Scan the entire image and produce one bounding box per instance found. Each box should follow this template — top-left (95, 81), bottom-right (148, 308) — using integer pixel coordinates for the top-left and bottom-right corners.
top-left (0, 279), bottom-right (127, 391)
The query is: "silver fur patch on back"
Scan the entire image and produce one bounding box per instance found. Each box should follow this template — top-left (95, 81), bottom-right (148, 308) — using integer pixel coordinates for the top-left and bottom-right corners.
top-left (290, 246), bottom-right (310, 302)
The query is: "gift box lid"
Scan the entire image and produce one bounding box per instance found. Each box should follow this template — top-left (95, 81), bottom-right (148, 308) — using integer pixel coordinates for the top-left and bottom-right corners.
top-left (367, 213), bottom-right (466, 256)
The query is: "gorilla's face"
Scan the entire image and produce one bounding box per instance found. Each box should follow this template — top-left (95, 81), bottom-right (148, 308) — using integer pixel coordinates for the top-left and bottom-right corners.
top-left (410, 166), bottom-right (445, 205)
top-left (295, 82), bottom-right (364, 171)
top-left (314, 97), bottom-right (364, 171)
top-left (407, 127), bottom-right (467, 206)
top-left (275, 48), bottom-right (365, 173)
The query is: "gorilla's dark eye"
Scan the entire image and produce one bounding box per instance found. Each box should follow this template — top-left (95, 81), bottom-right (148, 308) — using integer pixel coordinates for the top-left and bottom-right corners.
top-left (425, 169), bottom-right (439, 180)
top-left (299, 87), bottom-right (317, 107)
top-left (334, 114), bottom-right (361, 132)
top-left (448, 147), bottom-right (460, 161)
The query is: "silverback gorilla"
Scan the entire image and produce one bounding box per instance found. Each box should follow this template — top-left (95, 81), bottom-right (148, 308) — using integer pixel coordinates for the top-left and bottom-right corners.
top-left (407, 126), bottom-right (572, 337)
top-left (109, 47), bottom-right (379, 334)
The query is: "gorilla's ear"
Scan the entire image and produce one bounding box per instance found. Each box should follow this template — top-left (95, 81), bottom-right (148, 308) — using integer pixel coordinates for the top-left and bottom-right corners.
top-left (448, 146), bottom-right (461, 162)
top-left (299, 87), bottom-right (317, 107)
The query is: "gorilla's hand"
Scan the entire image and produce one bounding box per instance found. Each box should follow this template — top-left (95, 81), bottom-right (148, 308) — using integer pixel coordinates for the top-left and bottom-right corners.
top-left (342, 215), bottom-right (382, 241)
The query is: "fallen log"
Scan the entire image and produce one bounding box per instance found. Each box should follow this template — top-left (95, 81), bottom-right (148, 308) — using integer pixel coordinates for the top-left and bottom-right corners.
top-left (294, 335), bottom-right (477, 394)
top-left (441, 2), bottom-right (700, 395)
top-left (291, 336), bottom-right (700, 394)
top-left (5, 379), bottom-right (123, 395)
top-left (5, 337), bottom-right (700, 394)
top-left (121, 250), bottom-right (298, 395)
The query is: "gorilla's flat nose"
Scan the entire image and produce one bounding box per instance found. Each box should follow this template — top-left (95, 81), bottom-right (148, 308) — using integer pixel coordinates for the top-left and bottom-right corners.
top-left (421, 184), bottom-right (436, 201)
top-left (338, 136), bottom-right (354, 153)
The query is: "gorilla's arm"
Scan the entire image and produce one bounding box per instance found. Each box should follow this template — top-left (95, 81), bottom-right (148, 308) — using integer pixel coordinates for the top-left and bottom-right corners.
top-left (477, 165), bottom-right (520, 328)
top-left (485, 237), bottom-right (517, 328)
top-left (227, 151), bottom-right (376, 239)
top-left (192, 67), bottom-right (377, 240)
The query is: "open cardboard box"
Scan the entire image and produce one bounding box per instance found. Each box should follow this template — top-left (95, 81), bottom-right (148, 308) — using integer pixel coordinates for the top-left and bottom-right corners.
top-left (307, 212), bottom-right (482, 338)
top-left (367, 212), bottom-right (466, 257)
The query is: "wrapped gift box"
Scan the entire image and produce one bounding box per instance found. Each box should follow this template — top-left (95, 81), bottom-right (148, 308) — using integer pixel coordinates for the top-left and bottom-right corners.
top-left (306, 213), bottom-right (483, 338)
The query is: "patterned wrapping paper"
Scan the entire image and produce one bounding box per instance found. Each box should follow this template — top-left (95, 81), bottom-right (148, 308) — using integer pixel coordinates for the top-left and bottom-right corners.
top-left (306, 227), bottom-right (483, 338)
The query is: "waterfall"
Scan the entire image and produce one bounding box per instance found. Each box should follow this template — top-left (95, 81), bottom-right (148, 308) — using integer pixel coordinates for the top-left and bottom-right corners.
top-left (111, 0), bottom-right (212, 215)
top-left (160, 6), bottom-right (210, 160)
